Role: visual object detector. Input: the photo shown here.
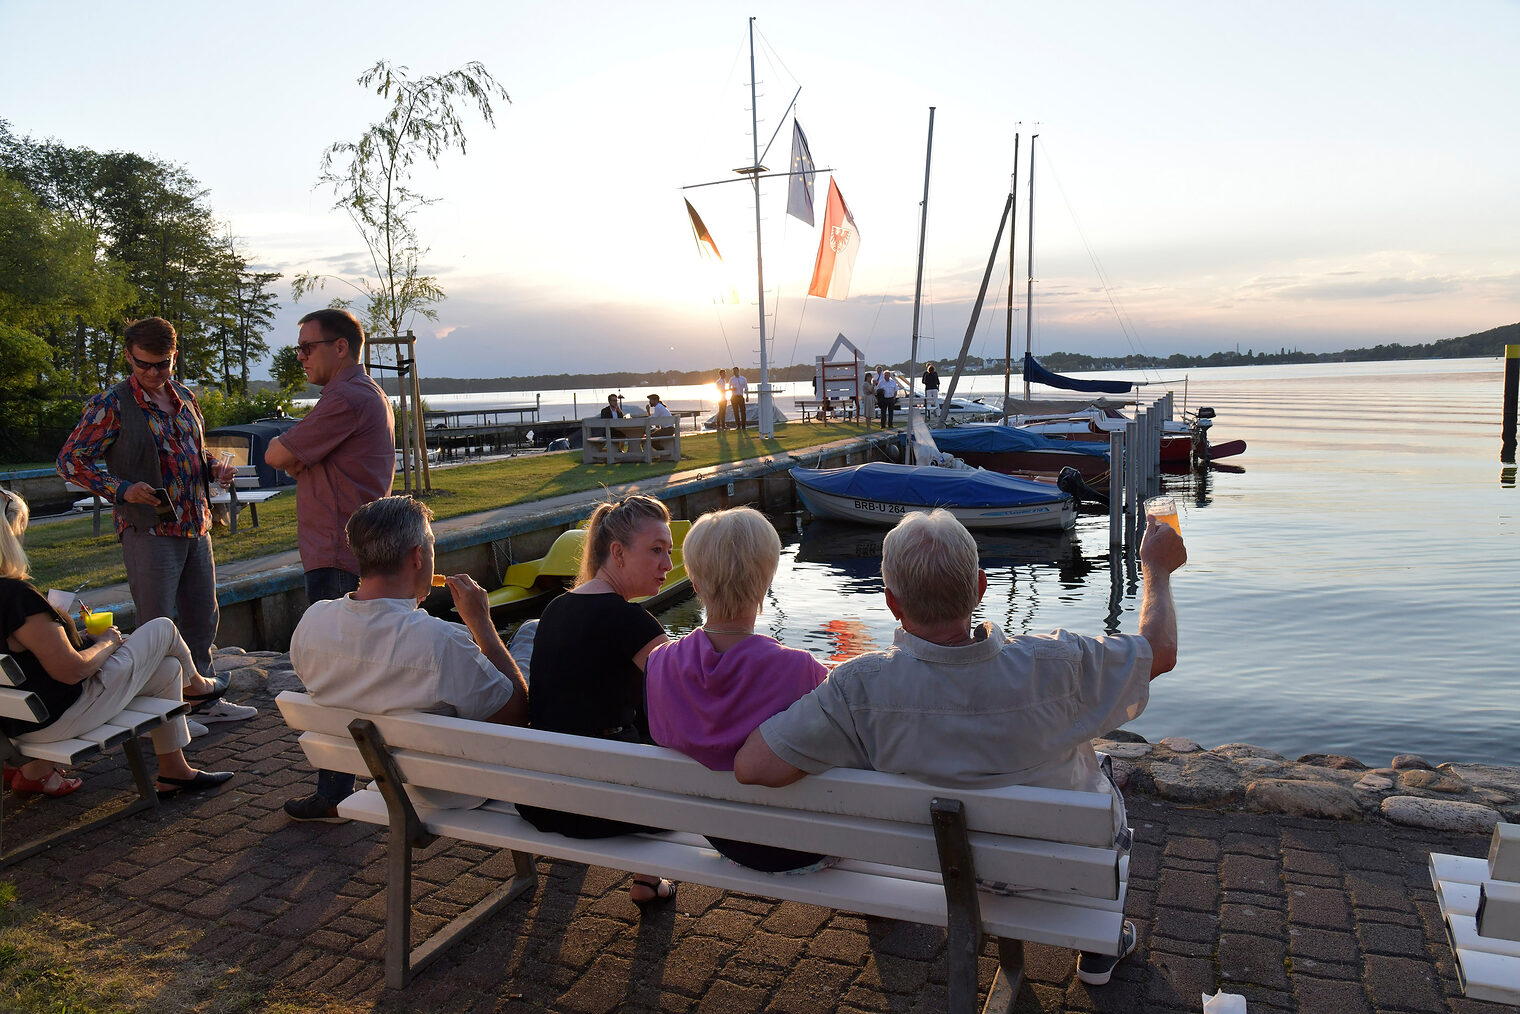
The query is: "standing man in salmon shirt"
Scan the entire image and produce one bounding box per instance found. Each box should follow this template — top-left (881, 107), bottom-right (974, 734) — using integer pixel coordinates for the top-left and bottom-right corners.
top-left (264, 308), bottom-right (395, 821)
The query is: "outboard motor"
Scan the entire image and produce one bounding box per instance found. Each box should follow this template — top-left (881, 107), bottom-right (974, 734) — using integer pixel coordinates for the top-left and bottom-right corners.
top-left (1056, 466), bottom-right (1108, 507)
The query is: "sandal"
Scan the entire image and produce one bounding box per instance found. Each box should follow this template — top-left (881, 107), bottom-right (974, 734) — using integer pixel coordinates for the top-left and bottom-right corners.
top-left (10, 767), bottom-right (83, 798)
top-left (630, 877), bottom-right (677, 913)
top-left (2, 764), bottom-right (17, 789)
top-left (183, 678), bottom-right (228, 705)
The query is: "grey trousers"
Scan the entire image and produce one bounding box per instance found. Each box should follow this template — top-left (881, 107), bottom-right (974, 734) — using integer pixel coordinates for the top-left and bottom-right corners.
top-left (120, 529), bottom-right (218, 680)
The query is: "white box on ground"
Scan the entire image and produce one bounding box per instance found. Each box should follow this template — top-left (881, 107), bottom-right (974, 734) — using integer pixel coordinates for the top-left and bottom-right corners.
top-left (1477, 879), bottom-right (1520, 942)
top-left (1490, 822), bottom-right (1520, 883)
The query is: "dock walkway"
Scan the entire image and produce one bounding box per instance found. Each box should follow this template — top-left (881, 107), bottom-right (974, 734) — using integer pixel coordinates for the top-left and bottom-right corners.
top-left (4, 651), bottom-right (1505, 1013)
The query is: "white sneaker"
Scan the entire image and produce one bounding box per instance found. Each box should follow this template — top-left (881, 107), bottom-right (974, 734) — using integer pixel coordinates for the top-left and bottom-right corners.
top-left (193, 699), bottom-right (258, 724)
top-left (187, 719), bottom-right (209, 738)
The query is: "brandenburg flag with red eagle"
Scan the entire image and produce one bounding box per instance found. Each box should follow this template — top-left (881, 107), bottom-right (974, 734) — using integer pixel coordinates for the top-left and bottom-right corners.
top-left (808, 178), bottom-right (860, 300)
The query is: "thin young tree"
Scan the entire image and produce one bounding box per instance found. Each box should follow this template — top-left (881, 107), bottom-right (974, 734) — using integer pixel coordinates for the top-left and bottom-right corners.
top-left (293, 59), bottom-right (509, 490)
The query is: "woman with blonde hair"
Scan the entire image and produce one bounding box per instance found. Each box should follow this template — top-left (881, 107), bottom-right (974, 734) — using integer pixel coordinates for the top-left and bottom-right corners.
top-left (0, 490), bottom-right (231, 798)
top-left (517, 494), bottom-right (677, 909)
top-left (646, 506), bottom-right (829, 871)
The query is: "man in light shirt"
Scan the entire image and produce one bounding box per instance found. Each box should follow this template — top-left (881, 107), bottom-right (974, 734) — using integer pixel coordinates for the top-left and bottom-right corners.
top-left (285, 496), bottom-right (528, 822)
top-left (735, 508), bottom-right (1186, 987)
top-left (728, 367), bottom-right (749, 431)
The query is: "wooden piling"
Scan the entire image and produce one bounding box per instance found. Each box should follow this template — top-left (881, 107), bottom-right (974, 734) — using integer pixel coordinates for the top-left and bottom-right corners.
top-left (1503, 345), bottom-right (1519, 463)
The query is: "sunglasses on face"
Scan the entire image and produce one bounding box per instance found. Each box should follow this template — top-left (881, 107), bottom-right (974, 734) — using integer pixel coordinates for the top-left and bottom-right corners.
top-left (295, 337), bottom-right (339, 358)
top-left (129, 352), bottom-right (174, 373)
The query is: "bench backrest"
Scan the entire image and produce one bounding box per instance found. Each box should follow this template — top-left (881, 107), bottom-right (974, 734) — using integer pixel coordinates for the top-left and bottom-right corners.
top-left (277, 691), bottom-right (1121, 899)
top-left (0, 655), bottom-right (46, 724)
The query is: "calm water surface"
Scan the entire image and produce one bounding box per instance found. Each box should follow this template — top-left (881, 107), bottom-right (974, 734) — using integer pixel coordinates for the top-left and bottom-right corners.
top-left (644, 359), bottom-right (1518, 767)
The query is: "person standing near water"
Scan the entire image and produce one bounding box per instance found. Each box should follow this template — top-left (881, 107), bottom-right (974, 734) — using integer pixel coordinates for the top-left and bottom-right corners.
top-left (729, 367), bottom-right (749, 431)
top-left (715, 370), bottom-right (730, 431)
top-left (56, 317), bottom-right (255, 727)
top-left (922, 363), bottom-right (940, 412)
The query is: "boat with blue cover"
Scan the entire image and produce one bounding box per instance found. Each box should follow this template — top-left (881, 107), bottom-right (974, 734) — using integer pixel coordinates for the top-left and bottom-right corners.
top-left (928, 425), bottom-right (1110, 478)
top-left (790, 462), bottom-right (1076, 531)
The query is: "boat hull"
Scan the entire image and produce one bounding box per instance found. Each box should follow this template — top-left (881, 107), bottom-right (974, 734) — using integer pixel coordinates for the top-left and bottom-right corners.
top-left (792, 466), bottom-right (1075, 531)
top-left (954, 448), bottom-right (1111, 479)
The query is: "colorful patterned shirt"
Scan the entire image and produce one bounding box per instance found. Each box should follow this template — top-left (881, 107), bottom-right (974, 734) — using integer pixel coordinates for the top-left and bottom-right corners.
top-left (56, 376), bottom-right (213, 539)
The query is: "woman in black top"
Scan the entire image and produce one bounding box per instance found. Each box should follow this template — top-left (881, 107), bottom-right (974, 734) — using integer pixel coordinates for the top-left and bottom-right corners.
top-left (519, 494), bottom-right (676, 910)
top-left (0, 490), bottom-right (231, 798)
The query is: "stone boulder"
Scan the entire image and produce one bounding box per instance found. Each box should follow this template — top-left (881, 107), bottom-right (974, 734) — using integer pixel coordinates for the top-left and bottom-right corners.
top-left (1380, 795), bottom-right (1501, 833)
top-left (1244, 778), bottom-right (1363, 820)
top-left (1296, 753), bottom-right (1369, 771)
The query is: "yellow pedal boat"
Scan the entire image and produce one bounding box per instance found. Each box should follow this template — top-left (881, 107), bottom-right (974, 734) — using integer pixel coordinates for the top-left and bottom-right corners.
top-left (485, 519), bottom-right (691, 616)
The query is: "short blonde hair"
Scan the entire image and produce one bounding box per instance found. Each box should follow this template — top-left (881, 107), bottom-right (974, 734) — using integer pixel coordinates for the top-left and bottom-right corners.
top-left (0, 489), bottom-right (32, 580)
top-left (578, 494), bottom-right (671, 586)
top-left (880, 510), bottom-right (980, 624)
top-left (684, 507), bottom-right (780, 619)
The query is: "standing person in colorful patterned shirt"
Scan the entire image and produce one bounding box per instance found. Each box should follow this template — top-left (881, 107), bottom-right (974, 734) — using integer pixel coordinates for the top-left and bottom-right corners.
top-left (264, 308), bottom-right (395, 604)
top-left (56, 317), bottom-right (258, 726)
top-left (263, 308), bottom-right (395, 823)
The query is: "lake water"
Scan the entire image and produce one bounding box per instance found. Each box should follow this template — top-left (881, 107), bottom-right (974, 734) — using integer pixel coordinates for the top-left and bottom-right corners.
top-left (634, 358), bottom-right (1516, 767)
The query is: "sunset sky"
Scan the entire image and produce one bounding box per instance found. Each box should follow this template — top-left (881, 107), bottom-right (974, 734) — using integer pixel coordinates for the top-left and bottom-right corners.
top-left (4, 1), bottom-right (1517, 378)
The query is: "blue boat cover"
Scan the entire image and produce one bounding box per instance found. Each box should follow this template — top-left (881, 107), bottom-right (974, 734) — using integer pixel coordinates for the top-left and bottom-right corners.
top-left (790, 462), bottom-right (1068, 508)
top-left (1023, 354), bottom-right (1133, 395)
top-left (929, 426), bottom-right (1108, 457)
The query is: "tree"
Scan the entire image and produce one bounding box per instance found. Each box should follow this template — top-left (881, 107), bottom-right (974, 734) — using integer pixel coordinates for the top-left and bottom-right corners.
top-left (292, 60), bottom-right (509, 343)
top-left (270, 345), bottom-right (308, 393)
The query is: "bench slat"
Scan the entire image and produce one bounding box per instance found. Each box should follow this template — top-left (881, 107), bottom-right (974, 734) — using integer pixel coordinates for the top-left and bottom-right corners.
top-left (302, 734), bottom-right (1119, 898)
top-left (0, 655), bottom-right (25, 688)
top-left (13, 737), bottom-right (100, 766)
top-left (337, 789), bottom-right (1127, 954)
top-left (0, 688), bottom-right (48, 723)
top-left (74, 723), bottom-right (132, 751)
top-left (278, 693), bottom-right (1114, 848)
top-left (122, 696), bottom-right (191, 721)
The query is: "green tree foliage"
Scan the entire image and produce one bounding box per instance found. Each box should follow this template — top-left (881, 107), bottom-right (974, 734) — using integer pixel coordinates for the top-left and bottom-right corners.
top-left (293, 60), bottom-right (509, 345)
top-left (269, 345), bottom-right (308, 393)
top-left (0, 120), bottom-right (283, 461)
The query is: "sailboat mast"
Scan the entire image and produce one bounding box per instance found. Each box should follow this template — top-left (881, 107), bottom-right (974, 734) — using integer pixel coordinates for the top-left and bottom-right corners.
top-left (1024, 134), bottom-right (1037, 403)
top-left (747, 17), bottom-right (775, 438)
top-left (908, 107), bottom-right (935, 419)
top-left (1002, 132), bottom-right (1019, 423)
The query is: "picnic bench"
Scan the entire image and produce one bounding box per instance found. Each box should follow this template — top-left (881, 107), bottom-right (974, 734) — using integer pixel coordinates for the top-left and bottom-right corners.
top-left (68, 464), bottom-right (285, 536)
top-left (793, 397), bottom-right (859, 422)
top-left (0, 652), bottom-right (189, 866)
top-left (277, 691), bottom-right (1130, 1010)
top-left (1430, 821), bottom-right (1520, 1004)
top-left (580, 416), bottom-right (681, 465)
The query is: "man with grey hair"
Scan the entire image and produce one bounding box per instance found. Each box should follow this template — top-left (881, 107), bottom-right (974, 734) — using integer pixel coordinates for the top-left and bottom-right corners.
top-left (735, 508), bottom-right (1186, 986)
top-left (283, 495), bottom-right (529, 821)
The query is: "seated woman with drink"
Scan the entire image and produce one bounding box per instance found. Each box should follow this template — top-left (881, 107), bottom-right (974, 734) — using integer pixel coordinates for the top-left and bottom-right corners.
top-left (516, 494), bottom-right (677, 910)
top-left (0, 490), bottom-right (231, 798)
top-left (645, 506), bottom-right (830, 872)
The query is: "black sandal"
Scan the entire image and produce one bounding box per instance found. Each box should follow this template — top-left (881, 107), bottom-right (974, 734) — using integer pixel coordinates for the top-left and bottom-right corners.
top-left (631, 877), bottom-right (677, 912)
top-left (183, 678), bottom-right (228, 705)
top-left (156, 770), bottom-right (233, 799)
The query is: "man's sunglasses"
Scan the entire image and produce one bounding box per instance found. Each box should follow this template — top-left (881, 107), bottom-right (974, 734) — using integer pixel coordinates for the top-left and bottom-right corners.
top-left (129, 352), bottom-right (174, 373)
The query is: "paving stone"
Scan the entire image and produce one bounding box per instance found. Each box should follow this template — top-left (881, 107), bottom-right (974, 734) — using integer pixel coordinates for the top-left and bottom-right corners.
top-left (1287, 884), bottom-right (1354, 930)
top-left (1220, 854), bottom-right (1278, 892)
top-left (1156, 868), bottom-right (1221, 912)
top-left (1217, 932), bottom-right (1290, 990)
top-left (1355, 920), bottom-right (1432, 960)
top-left (1363, 952), bottom-right (1447, 1012)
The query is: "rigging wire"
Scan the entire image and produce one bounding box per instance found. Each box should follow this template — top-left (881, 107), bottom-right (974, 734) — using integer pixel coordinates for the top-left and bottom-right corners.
top-left (1038, 139), bottom-right (1160, 383)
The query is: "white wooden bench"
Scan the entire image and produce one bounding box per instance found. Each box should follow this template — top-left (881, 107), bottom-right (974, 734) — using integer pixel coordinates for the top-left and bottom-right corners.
top-left (0, 652), bottom-right (189, 866)
top-left (580, 417), bottom-right (681, 465)
top-left (68, 465), bottom-right (285, 535)
top-left (276, 691), bottom-right (1130, 1010)
top-left (1431, 822), bottom-right (1520, 1004)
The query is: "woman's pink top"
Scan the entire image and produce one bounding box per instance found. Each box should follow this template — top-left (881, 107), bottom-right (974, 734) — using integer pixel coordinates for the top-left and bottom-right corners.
top-left (646, 630), bottom-right (828, 771)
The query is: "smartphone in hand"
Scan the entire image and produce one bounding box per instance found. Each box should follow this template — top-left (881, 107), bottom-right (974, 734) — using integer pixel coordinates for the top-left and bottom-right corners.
top-left (152, 487), bottom-right (179, 521)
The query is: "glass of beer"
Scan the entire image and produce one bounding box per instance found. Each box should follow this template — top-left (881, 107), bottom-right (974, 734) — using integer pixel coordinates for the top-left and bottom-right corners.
top-left (1144, 495), bottom-right (1181, 534)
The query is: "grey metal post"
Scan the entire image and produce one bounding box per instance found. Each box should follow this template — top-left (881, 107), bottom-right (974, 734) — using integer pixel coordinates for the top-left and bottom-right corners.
top-left (1109, 430), bottom-right (1123, 548)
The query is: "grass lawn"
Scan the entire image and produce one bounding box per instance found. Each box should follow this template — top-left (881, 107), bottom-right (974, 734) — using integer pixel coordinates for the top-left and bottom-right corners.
top-left (25, 422), bottom-right (878, 594)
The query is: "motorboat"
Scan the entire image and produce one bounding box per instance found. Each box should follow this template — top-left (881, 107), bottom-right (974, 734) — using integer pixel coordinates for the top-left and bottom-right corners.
top-left (484, 519), bottom-right (692, 616)
top-left (790, 462), bottom-right (1075, 531)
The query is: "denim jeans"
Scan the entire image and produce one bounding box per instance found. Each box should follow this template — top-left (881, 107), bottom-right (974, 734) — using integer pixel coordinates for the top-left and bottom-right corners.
top-left (304, 567), bottom-right (359, 604)
top-left (119, 530), bottom-right (218, 680)
top-left (306, 566), bottom-right (360, 802)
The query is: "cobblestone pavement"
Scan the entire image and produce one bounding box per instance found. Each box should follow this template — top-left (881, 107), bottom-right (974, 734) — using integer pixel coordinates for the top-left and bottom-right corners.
top-left (3, 670), bottom-right (1513, 1014)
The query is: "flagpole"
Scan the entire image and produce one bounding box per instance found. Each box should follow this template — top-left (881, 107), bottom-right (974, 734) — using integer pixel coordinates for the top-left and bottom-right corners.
top-left (748, 16), bottom-right (775, 439)
top-left (908, 107), bottom-right (935, 422)
top-left (1025, 134), bottom-right (1038, 403)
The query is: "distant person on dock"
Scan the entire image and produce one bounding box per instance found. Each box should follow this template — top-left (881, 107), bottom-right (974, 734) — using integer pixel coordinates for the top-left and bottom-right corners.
top-left (599, 394), bottom-right (623, 419)
top-left (875, 369), bottom-right (900, 429)
top-left (517, 494), bottom-right (677, 912)
top-left (646, 506), bottom-right (829, 872)
top-left (922, 363), bottom-right (940, 412)
top-left (284, 496), bottom-right (528, 822)
top-left (715, 371), bottom-right (730, 431)
top-left (735, 508), bottom-right (1187, 987)
top-left (729, 367), bottom-right (749, 431)
top-left (264, 308), bottom-right (395, 605)
top-left (56, 316), bottom-right (255, 727)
